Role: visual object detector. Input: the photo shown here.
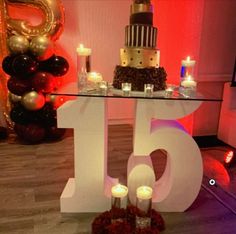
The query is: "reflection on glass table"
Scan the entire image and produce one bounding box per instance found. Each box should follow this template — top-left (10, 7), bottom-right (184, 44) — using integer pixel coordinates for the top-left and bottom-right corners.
top-left (51, 82), bottom-right (222, 102)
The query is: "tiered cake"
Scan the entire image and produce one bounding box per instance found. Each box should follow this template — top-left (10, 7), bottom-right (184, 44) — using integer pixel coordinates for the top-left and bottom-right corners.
top-left (113, 0), bottom-right (167, 91)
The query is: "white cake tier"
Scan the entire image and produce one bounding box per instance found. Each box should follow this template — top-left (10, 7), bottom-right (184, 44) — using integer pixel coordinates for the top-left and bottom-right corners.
top-left (120, 47), bottom-right (160, 68)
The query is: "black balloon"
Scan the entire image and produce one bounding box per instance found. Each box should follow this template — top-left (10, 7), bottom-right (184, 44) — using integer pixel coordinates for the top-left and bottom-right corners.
top-left (7, 76), bottom-right (32, 96)
top-left (2, 55), bottom-right (16, 76)
top-left (40, 55), bottom-right (69, 76)
top-left (12, 54), bottom-right (38, 76)
top-left (38, 103), bottom-right (57, 126)
top-left (10, 105), bottom-right (30, 125)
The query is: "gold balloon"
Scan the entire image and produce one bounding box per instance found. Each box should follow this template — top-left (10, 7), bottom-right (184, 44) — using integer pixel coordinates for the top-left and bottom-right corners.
top-left (0, 0), bottom-right (11, 129)
top-left (5, 0), bottom-right (65, 41)
top-left (29, 36), bottom-right (54, 61)
top-left (7, 35), bottom-right (29, 54)
top-left (9, 92), bottom-right (22, 103)
top-left (21, 91), bottom-right (45, 111)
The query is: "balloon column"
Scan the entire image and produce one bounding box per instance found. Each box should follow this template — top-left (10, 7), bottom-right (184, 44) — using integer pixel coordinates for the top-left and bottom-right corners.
top-left (2, 35), bottom-right (68, 143)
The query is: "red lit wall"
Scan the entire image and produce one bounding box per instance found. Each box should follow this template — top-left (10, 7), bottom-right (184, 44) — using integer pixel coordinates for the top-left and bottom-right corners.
top-left (153, 0), bottom-right (204, 84)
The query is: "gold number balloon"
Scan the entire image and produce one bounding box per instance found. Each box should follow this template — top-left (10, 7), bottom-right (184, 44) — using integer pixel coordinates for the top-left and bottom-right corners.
top-left (5, 0), bottom-right (65, 41)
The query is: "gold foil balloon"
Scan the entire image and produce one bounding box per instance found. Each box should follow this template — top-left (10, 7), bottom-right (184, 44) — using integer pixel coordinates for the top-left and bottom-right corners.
top-left (29, 36), bottom-right (54, 61)
top-left (5, 0), bottom-right (65, 41)
top-left (21, 91), bottom-right (45, 111)
top-left (9, 92), bottom-right (22, 103)
top-left (7, 35), bottom-right (29, 54)
top-left (0, 0), bottom-right (11, 128)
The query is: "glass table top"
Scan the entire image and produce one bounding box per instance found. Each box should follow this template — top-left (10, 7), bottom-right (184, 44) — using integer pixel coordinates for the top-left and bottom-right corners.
top-left (51, 82), bottom-right (222, 102)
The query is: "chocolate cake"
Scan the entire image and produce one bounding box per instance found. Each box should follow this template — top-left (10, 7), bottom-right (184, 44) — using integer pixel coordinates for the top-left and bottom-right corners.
top-left (113, 0), bottom-right (167, 92)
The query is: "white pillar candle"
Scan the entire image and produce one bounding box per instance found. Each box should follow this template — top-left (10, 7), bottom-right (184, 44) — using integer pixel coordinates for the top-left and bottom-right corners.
top-left (181, 56), bottom-right (196, 79)
top-left (76, 44), bottom-right (92, 56)
top-left (181, 56), bottom-right (196, 67)
top-left (136, 186), bottom-right (153, 229)
top-left (181, 75), bottom-right (197, 88)
top-left (111, 184), bottom-right (128, 209)
top-left (136, 186), bottom-right (153, 200)
top-left (76, 44), bottom-right (92, 89)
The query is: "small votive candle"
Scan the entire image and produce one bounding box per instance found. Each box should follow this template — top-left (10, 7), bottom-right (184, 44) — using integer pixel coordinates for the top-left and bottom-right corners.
top-left (122, 83), bottom-right (132, 96)
top-left (144, 84), bottom-right (154, 96)
top-left (181, 75), bottom-right (197, 88)
top-left (99, 81), bottom-right (108, 95)
top-left (87, 72), bottom-right (103, 84)
top-left (111, 184), bottom-right (128, 209)
top-left (136, 186), bottom-right (153, 229)
top-left (165, 87), bottom-right (174, 97)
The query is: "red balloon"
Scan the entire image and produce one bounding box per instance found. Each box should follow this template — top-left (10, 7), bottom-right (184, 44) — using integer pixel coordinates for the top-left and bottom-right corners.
top-left (14, 123), bottom-right (45, 144)
top-left (7, 76), bottom-right (32, 96)
top-left (31, 72), bottom-right (56, 93)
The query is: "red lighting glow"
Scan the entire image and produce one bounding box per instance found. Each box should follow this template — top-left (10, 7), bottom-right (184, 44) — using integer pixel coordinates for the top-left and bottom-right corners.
top-left (224, 150), bottom-right (234, 164)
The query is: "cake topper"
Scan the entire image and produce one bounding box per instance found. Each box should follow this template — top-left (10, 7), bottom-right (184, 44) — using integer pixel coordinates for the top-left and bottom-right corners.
top-left (134, 0), bottom-right (151, 4)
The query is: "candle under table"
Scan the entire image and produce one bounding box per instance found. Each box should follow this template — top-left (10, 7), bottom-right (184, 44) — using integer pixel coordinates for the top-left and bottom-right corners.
top-left (135, 186), bottom-right (153, 229)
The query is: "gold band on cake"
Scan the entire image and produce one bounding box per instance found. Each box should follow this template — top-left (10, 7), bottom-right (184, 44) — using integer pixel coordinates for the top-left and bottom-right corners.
top-left (131, 3), bottom-right (153, 14)
top-left (120, 48), bottom-right (160, 68)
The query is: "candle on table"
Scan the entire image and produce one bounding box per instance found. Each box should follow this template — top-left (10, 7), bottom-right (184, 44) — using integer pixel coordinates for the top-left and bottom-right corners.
top-left (76, 44), bottom-right (92, 72)
top-left (144, 84), bottom-right (154, 96)
top-left (111, 184), bottom-right (128, 209)
top-left (87, 72), bottom-right (103, 84)
top-left (165, 86), bottom-right (174, 97)
top-left (181, 56), bottom-right (196, 79)
top-left (136, 186), bottom-right (153, 229)
top-left (180, 75), bottom-right (197, 98)
top-left (99, 81), bottom-right (108, 95)
top-left (76, 44), bottom-right (92, 90)
top-left (76, 44), bottom-right (92, 57)
top-left (122, 83), bottom-right (132, 96)
top-left (181, 75), bottom-right (196, 88)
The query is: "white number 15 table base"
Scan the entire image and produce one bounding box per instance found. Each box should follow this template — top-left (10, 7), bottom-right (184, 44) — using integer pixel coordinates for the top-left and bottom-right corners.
top-left (57, 97), bottom-right (202, 213)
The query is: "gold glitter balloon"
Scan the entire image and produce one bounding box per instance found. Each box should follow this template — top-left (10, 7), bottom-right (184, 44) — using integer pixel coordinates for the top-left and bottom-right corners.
top-left (29, 36), bottom-right (54, 61)
top-left (7, 35), bottom-right (29, 54)
top-left (9, 92), bottom-right (22, 103)
top-left (6, 0), bottom-right (65, 42)
top-left (21, 91), bottom-right (45, 111)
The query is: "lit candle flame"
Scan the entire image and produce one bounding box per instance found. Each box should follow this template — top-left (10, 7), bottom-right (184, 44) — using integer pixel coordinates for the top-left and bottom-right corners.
top-left (186, 56), bottom-right (190, 62)
top-left (186, 75), bottom-right (192, 81)
top-left (79, 44), bottom-right (84, 49)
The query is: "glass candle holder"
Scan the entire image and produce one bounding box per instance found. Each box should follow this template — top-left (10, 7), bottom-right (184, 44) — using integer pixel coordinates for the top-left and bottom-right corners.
top-left (180, 56), bottom-right (196, 83)
top-left (98, 81), bottom-right (108, 95)
top-left (77, 44), bottom-right (92, 90)
top-left (165, 87), bottom-right (174, 98)
top-left (122, 83), bottom-right (132, 96)
top-left (111, 184), bottom-right (128, 223)
top-left (144, 84), bottom-right (154, 96)
top-left (135, 186), bottom-right (153, 229)
top-left (180, 75), bottom-right (197, 98)
top-left (111, 184), bottom-right (128, 209)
